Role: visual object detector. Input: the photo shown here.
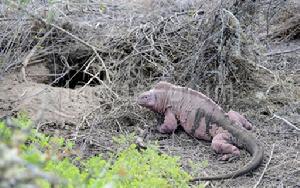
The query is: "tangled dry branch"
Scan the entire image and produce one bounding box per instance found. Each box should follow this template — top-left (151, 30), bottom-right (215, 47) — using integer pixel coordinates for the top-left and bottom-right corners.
top-left (0, 0), bottom-right (292, 145)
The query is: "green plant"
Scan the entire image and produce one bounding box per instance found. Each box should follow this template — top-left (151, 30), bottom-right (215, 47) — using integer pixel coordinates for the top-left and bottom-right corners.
top-left (1, 114), bottom-right (203, 188)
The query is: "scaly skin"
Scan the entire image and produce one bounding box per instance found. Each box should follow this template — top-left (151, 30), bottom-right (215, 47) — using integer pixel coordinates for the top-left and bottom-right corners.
top-left (137, 81), bottom-right (264, 181)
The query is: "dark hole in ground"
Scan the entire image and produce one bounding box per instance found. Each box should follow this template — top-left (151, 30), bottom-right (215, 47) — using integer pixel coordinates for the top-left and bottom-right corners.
top-left (260, 111), bottom-right (270, 116)
top-left (52, 69), bottom-right (104, 89)
top-left (47, 49), bottom-right (105, 89)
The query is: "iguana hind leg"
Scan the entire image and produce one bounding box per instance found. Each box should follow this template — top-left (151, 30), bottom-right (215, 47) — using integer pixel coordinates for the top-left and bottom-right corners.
top-left (158, 108), bottom-right (178, 134)
top-left (211, 132), bottom-right (240, 161)
top-left (226, 110), bottom-right (252, 130)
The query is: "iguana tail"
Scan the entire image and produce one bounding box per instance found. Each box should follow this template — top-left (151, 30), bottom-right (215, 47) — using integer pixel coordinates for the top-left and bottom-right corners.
top-left (189, 117), bottom-right (264, 181)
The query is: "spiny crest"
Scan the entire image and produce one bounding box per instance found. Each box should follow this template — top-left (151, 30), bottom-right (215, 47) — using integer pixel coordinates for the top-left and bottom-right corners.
top-left (153, 81), bottom-right (215, 103)
top-left (154, 81), bottom-right (174, 90)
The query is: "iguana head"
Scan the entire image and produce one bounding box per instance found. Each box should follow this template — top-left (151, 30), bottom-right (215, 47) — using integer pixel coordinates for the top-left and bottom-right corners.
top-left (137, 90), bottom-right (157, 109)
top-left (137, 82), bottom-right (171, 113)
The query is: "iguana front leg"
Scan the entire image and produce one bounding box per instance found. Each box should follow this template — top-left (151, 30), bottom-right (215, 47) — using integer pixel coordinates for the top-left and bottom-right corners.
top-left (158, 108), bottom-right (178, 134)
top-left (211, 132), bottom-right (240, 161)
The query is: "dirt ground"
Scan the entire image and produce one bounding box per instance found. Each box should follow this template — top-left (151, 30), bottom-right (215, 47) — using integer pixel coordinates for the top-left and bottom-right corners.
top-left (1, 0), bottom-right (300, 187)
top-left (1, 38), bottom-right (299, 188)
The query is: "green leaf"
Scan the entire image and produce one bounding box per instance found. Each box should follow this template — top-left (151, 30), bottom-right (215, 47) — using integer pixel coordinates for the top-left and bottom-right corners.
top-left (99, 3), bottom-right (107, 14)
top-left (46, 10), bottom-right (56, 23)
top-left (0, 121), bottom-right (12, 143)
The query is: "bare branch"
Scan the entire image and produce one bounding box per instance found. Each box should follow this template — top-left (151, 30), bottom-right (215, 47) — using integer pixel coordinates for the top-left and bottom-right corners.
top-left (21, 28), bottom-right (54, 82)
top-left (6, 0), bottom-right (111, 83)
top-left (271, 114), bottom-right (300, 131)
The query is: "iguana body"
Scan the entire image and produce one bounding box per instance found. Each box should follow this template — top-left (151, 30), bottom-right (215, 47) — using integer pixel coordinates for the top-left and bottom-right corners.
top-left (137, 81), bottom-right (264, 181)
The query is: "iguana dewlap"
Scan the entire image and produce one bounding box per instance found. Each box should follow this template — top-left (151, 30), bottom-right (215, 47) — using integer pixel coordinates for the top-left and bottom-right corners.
top-left (137, 81), bottom-right (264, 181)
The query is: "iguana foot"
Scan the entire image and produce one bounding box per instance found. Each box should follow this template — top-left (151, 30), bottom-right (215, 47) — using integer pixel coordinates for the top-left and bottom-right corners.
top-left (218, 154), bottom-right (240, 162)
top-left (158, 123), bottom-right (175, 133)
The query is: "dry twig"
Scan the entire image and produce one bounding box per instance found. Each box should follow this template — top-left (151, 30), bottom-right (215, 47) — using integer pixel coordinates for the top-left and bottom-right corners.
top-left (271, 114), bottom-right (300, 131)
top-left (21, 28), bottom-right (54, 82)
top-left (265, 47), bottom-right (300, 56)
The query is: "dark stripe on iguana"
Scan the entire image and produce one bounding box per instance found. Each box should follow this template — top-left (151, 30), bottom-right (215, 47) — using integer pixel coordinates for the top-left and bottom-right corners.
top-left (205, 112), bottom-right (213, 136)
top-left (192, 108), bottom-right (205, 134)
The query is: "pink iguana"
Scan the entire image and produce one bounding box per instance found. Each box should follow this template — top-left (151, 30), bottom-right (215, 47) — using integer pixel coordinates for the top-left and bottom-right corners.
top-left (137, 81), bottom-right (264, 181)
